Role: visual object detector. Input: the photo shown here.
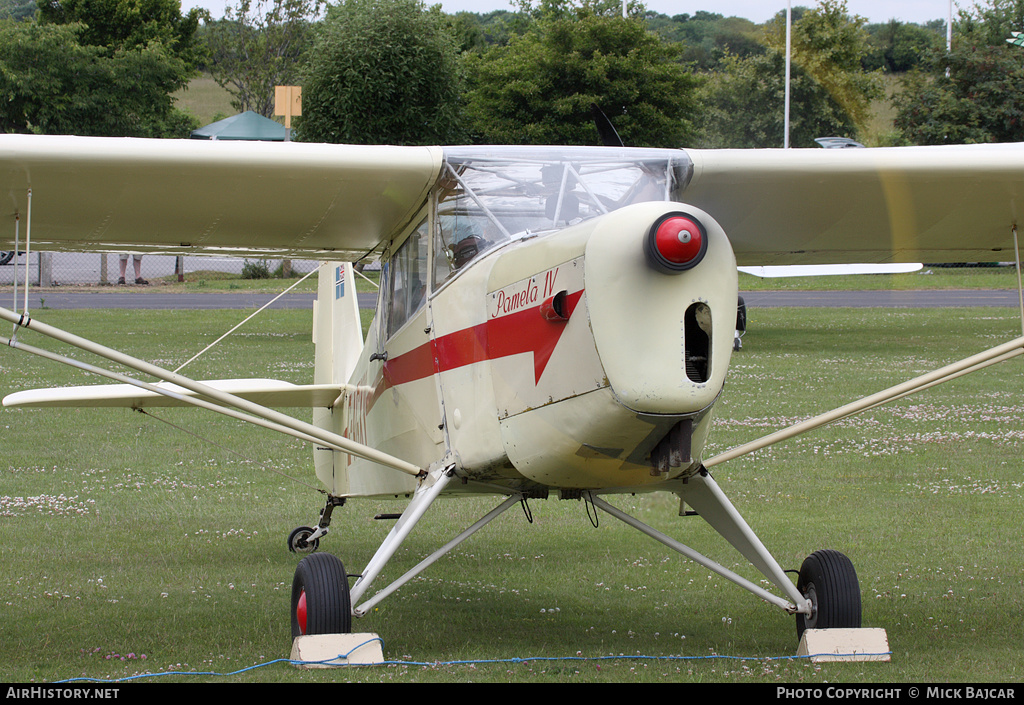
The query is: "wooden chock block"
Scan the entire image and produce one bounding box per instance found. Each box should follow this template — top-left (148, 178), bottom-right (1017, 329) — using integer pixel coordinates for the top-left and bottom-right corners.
top-left (797, 628), bottom-right (891, 663)
top-left (290, 633), bottom-right (385, 668)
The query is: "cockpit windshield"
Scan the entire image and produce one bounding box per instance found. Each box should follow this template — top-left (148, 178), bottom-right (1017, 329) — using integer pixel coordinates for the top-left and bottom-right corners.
top-left (432, 146), bottom-right (693, 287)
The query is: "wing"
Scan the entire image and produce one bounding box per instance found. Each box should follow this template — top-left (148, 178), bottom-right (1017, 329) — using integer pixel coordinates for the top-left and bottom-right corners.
top-left (683, 144), bottom-right (1024, 266)
top-left (0, 135), bottom-right (443, 259)
top-left (5, 136), bottom-right (1021, 265)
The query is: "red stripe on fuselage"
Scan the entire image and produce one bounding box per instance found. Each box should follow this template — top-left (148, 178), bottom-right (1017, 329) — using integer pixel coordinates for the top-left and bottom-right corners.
top-left (373, 289), bottom-right (583, 404)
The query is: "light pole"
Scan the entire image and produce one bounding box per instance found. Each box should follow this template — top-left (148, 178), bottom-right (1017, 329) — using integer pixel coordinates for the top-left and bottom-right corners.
top-left (947, 0), bottom-right (952, 52)
top-left (784, 1), bottom-right (792, 148)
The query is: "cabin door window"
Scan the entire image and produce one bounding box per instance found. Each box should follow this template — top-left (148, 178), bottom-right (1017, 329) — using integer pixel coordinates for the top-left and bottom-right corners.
top-left (387, 218), bottom-right (430, 338)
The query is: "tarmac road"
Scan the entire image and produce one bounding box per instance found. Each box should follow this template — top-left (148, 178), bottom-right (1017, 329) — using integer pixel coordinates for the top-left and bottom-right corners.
top-left (2, 289), bottom-right (1021, 311)
top-left (3, 291), bottom-right (329, 310)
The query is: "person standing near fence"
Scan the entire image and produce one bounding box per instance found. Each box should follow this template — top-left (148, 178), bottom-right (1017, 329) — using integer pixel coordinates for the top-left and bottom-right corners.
top-left (118, 254), bottom-right (147, 285)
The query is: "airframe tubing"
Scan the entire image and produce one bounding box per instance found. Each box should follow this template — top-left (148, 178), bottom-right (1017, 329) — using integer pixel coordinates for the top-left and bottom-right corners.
top-left (705, 334), bottom-right (1024, 468)
top-left (0, 305), bottom-right (425, 478)
top-left (22, 189), bottom-right (31, 315)
top-left (590, 492), bottom-right (808, 614)
top-left (10, 214), bottom-right (19, 316)
top-left (1014, 225), bottom-right (1024, 336)
top-left (854, 349), bottom-right (1024, 414)
top-left (352, 492), bottom-right (523, 617)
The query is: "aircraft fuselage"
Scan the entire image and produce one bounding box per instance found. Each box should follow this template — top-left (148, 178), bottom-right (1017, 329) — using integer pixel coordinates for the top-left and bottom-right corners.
top-left (314, 147), bottom-right (738, 498)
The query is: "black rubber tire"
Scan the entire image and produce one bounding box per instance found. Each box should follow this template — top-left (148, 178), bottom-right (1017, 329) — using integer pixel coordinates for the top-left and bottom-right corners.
top-left (291, 552), bottom-right (352, 638)
top-left (287, 525), bottom-right (319, 554)
top-left (0, 252), bottom-right (14, 266)
top-left (795, 549), bottom-right (861, 638)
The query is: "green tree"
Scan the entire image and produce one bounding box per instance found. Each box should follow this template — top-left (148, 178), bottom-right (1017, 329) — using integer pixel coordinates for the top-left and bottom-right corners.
top-left (463, 0), bottom-right (701, 147)
top-left (37, 0), bottom-right (203, 62)
top-left (645, 11), bottom-right (763, 70)
top-left (4, 0), bottom-right (203, 136)
top-left (447, 10), bottom-right (487, 53)
top-left (0, 0), bottom-right (37, 20)
top-left (205, 0), bottom-right (324, 117)
top-left (0, 19), bottom-right (195, 135)
top-left (893, 46), bottom-right (1024, 144)
top-left (295, 0), bottom-right (465, 145)
top-left (863, 20), bottom-right (944, 73)
top-left (892, 0), bottom-right (1024, 144)
top-left (698, 0), bottom-right (881, 148)
top-left (955, 0), bottom-right (1024, 46)
top-left (762, 0), bottom-right (881, 130)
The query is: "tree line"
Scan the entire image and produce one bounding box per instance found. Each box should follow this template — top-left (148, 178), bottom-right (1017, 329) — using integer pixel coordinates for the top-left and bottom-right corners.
top-left (1, 0), bottom-right (1022, 148)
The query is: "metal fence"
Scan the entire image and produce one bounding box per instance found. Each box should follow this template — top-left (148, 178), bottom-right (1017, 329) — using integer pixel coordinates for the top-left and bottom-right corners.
top-left (0, 252), bottom-right (321, 286)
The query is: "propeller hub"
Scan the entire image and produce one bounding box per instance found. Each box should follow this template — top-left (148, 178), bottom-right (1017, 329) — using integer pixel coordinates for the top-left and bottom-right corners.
top-left (645, 213), bottom-right (708, 273)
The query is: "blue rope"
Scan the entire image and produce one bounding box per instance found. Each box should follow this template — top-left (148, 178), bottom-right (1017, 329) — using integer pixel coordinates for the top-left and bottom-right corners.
top-left (51, 638), bottom-right (892, 683)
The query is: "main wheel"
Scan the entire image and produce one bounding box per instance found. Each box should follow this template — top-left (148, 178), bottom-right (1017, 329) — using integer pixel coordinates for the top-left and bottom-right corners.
top-left (291, 552), bottom-right (352, 638)
top-left (795, 549), bottom-right (861, 638)
top-left (735, 296), bottom-right (747, 333)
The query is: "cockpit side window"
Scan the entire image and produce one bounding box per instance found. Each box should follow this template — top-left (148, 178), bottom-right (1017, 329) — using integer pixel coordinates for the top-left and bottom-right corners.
top-left (387, 217), bottom-right (430, 338)
top-left (433, 209), bottom-right (501, 287)
top-left (432, 167), bottom-right (512, 288)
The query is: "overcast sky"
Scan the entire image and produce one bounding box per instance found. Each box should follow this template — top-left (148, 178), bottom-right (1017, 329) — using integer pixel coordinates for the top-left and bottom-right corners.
top-left (181, 1), bottom-right (961, 25)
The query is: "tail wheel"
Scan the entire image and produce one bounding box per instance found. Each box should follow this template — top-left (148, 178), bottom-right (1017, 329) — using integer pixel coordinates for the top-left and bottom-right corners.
top-left (291, 552), bottom-right (351, 638)
top-left (796, 549), bottom-right (861, 638)
top-left (287, 525), bottom-right (319, 554)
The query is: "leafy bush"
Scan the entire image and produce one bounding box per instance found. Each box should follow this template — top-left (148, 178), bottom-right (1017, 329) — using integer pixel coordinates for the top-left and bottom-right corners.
top-left (241, 259), bottom-right (271, 279)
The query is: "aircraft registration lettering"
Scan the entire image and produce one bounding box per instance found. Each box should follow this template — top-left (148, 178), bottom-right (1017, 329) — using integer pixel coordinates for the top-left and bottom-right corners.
top-left (345, 383), bottom-right (374, 463)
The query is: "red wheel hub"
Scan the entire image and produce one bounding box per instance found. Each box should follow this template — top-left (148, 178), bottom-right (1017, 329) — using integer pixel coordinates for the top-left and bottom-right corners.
top-left (296, 589), bottom-right (307, 635)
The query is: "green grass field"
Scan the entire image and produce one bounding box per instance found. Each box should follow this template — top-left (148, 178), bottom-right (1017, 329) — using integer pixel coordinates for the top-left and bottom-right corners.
top-left (1, 300), bottom-right (1022, 683)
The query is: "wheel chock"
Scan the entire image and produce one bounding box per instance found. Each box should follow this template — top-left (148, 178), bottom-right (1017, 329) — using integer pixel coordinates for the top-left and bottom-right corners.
top-left (290, 633), bottom-right (385, 668)
top-left (797, 628), bottom-right (890, 662)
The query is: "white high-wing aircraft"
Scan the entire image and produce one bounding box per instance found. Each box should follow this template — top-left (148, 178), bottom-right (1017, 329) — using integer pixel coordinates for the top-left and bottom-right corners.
top-left (2, 135), bottom-right (1023, 642)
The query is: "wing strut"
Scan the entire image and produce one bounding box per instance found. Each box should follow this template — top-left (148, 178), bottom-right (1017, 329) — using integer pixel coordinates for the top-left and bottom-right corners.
top-left (0, 305), bottom-right (425, 479)
top-left (705, 333), bottom-right (1024, 468)
top-left (8, 189), bottom-right (31, 317)
top-left (1014, 225), bottom-right (1024, 336)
